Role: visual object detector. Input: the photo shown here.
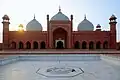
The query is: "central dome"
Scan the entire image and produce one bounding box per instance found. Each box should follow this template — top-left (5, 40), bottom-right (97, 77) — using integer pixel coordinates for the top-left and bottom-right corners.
top-left (78, 16), bottom-right (94, 31)
top-left (26, 16), bottom-right (42, 31)
top-left (51, 8), bottom-right (69, 21)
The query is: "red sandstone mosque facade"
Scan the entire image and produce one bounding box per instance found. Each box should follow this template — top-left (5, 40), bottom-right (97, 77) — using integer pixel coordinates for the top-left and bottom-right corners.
top-left (0, 8), bottom-right (118, 50)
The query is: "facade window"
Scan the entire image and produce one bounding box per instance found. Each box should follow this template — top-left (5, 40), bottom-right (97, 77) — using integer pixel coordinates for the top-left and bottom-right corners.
top-left (11, 41), bottom-right (16, 49)
top-left (74, 41), bottom-right (80, 49)
top-left (96, 41), bottom-right (101, 49)
top-left (19, 41), bottom-right (24, 49)
top-left (118, 46), bottom-right (120, 50)
top-left (40, 41), bottom-right (46, 49)
top-left (33, 41), bottom-right (38, 49)
top-left (26, 41), bottom-right (31, 49)
top-left (103, 41), bottom-right (108, 49)
top-left (89, 41), bottom-right (94, 49)
top-left (82, 41), bottom-right (87, 49)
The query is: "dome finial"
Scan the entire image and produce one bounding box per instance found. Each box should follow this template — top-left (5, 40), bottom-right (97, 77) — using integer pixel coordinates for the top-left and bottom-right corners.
top-left (34, 14), bottom-right (35, 19)
top-left (84, 14), bottom-right (86, 19)
top-left (59, 5), bottom-right (61, 12)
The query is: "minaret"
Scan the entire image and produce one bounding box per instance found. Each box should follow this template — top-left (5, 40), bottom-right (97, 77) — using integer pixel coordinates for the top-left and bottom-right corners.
top-left (2, 15), bottom-right (10, 50)
top-left (109, 14), bottom-right (117, 49)
top-left (47, 14), bottom-right (50, 48)
top-left (71, 15), bottom-right (73, 31)
top-left (70, 15), bottom-right (73, 48)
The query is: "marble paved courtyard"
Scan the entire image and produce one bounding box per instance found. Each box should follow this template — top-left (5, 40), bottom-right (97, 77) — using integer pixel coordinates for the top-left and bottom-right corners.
top-left (0, 54), bottom-right (120, 80)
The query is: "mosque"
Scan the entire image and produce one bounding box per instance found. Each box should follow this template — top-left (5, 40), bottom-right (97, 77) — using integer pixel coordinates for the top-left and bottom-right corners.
top-left (0, 8), bottom-right (118, 50)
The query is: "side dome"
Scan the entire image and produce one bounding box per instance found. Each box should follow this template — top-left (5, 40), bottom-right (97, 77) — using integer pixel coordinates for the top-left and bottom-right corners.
top-left (78, 16), bottom-right (94, 31)
top-left (26, 16), bottom-right (42, 31)
top-left (51, 8), bottom-right (69, 21)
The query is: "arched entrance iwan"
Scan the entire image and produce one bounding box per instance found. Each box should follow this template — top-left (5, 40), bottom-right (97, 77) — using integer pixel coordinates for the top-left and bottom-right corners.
top-left (53, 28), bottom-right (67, 49)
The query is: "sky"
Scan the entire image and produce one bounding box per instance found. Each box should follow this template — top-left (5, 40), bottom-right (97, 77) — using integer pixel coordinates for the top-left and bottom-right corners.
top-left (0, 0), bottom-right (120, 43)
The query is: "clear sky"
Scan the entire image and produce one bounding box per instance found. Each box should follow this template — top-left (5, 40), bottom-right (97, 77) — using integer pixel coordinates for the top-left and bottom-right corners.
top-left (0, 0), bottom-right (120, 43)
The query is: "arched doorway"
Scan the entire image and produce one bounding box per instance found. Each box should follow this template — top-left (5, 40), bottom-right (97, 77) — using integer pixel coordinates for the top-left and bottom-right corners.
top-left (53, 28), bottom-right (67, 49)
top-left (40, 41), bottom-right (46, 49)
top-left (82, 41), bottom-right (87, 49)
top-left (19, 41), bottom-right (24, 49)
top-left (118, 46), bottom-right (120, 50)
top-left (56, 41), bottom-right (64, 49)
top-left (33, 41), bottom-right (38, 49)
top-left (103, 41), bottom-right (108, 49)
top-left (11, 41), bottom-right (16, 49)
top-left (26, 41), bottom-right (31, 49)
top-left (89, 41), bottom-right (94, 49)
top-left (96, 41), bottom-right (101, 49)
top-left (74, 41), bottom-right (80, 49)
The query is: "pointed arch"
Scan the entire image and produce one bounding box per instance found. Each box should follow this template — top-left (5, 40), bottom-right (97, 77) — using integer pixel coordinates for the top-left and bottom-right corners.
top-left (11, 41), bottom-right (16, 49)
top-left (118, 46), bottom-right (120, 50)
top-left (19, 41), bottom-right (24, 49)
top-left (74, 41), bottom-right (80, 49)
top-left (82, 41), bottom-right (87, 49)
top-left (103, 41), bottom-right (108, 49)
top-left (40, 41), bottom-right (46, 49)
top-left (89, 41), bottom-right (94, 49)
top-left (96, 41), bottom-right (101, 49)
top-left (33, 41), bottom-right (38, 49)
top-left (26, 41), bottom-right (31, 49)
top-left (56, 41), bottom-right (64, 49)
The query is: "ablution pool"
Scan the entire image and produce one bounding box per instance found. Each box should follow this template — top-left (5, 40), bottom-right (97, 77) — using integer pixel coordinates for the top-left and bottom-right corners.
top-left (0, 54), bottom-right (120, 80)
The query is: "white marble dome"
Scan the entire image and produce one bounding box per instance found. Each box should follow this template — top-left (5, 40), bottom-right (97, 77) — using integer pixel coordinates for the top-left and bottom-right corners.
top-left (26, 17), bottom-right (42, 31)
top-left (78, 16), bottom-right (94, 31)
top-left (51, 9), bottom-right (69, 21)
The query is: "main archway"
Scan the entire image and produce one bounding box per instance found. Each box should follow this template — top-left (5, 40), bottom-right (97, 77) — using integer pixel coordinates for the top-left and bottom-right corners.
top-left (56, 41), bottom-right (64, 49)
top-left (53, 28), bottom-right (67, 49)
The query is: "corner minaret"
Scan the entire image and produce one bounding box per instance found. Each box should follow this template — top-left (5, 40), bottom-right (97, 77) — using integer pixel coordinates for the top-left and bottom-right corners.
top-left (2, 14), bottom-right (10, 50)
top-left (47, 14), bottom-right (50, 48)
top-left (70, 15), bottom-right (73, 30)
top-left (109, 14), bottom-right (117, 49)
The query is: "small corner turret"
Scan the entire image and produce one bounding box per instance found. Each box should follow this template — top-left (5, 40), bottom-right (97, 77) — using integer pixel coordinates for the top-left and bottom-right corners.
top-left (109, 14), bottom-right (117, 32)
top-left (109, 14), bottom-right (117, 24)
top-left (96, 24), bottom-right (101, 31)
top-left (2, 14), bottom-right (10, 30)
top-left (18, 24), bottom-right (24, 31)
top-left (2, 14), bottom-right (10, 23)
